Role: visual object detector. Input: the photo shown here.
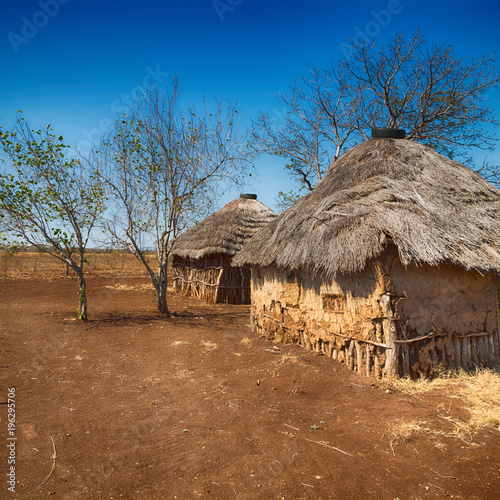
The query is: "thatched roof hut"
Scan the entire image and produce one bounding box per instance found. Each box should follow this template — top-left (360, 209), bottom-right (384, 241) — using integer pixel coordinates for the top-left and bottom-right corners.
top-left (171, 194), bottom-right (276, 304)
top-left (234, 132), bottom-right (500, 378)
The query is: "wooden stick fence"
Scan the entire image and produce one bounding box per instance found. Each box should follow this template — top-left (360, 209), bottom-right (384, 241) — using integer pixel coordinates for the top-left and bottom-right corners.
top-left (292, 328), bottom-right (497, 379)
top-left (171, 255), bottom-right (251, 304)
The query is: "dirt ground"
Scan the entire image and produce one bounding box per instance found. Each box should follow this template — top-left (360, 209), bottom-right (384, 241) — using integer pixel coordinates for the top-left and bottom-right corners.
top-left (1, 276), bottom-right (499, 499)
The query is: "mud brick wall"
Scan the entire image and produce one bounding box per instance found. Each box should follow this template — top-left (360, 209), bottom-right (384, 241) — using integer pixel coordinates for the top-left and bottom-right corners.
top-left (391, 259), bottom-right (497, 337)
top-left (390, 258), bottom-right (499, 375)
top-left (250, 248), bottom-right (499, 378)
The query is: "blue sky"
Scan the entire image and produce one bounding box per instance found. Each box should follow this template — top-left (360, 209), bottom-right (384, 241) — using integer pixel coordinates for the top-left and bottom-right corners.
top-left (1, 0), bottom-right (499, 213)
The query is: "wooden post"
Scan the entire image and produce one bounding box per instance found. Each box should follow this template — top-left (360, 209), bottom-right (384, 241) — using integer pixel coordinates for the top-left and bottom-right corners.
top-left (471, 338), bottom-right (479, 367)
top-left (337, 349), bottom-right (344, 363)
top-left (484, 336), bottom-right (490, 365)
top-left (450, 338), bottom-right (457, 368)
top-left (429, 343), bottom-right (439, 369)
top-left (477, 336), bottom-right (486, 365)
top-left (366, 344), bottom-right (372, 378)
top-left (453, 337), bottom-right (462, 369)
top-left (214, 267), bottom-right (224, 304)
top-left (488, 334), bottom-right (495, 365)
top-left (239, 267), bottom-right (245, 303)
top-left (348, 340), bottom-right (355, 371)
top-left (438, 341), bottom-right (447, 370)
top-left (401, 344), bottom-right (410, 377)
top-left (328, 343), bottom-right (334, 357)
top-left (374, 322), bottom-right (383, 379)
top-left (495, 283), bottom-right (500, 358)
top-left (380, 294), bottom-right (397, 377)
top-left (355, 341), bottom-right (363, 374)
top-left (461, 338), bottom-right (470, 370)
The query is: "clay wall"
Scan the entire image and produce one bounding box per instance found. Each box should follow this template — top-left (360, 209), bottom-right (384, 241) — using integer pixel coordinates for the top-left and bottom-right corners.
top-left (391, 258), bottom-right (497, 336)
top-left (250, 248), bottom-right (499, 378)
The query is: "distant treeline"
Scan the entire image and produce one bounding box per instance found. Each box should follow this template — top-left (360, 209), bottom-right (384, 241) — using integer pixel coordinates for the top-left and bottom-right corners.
top-left (1, 245), bottom-right (155, 255)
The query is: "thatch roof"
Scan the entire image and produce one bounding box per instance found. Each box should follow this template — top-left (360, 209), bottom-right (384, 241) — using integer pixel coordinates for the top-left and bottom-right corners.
top-left (171, 195), bottom-right (276, 260)
top-left (233, 138), bottom-right (500, 276)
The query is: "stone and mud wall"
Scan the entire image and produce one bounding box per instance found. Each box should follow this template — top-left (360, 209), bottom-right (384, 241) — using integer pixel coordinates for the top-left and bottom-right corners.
top-left (250, 249), bottom-right (499, 378)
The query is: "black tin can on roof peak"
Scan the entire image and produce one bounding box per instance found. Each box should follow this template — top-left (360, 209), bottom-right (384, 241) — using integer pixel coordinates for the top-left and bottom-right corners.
top-left (240, 194), bottom-right (257, 200)
top-left (371, 127), bottom-right (406, 139)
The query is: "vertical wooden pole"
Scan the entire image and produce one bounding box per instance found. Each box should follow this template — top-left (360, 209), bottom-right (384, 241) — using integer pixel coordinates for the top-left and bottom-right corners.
top-left (477, 336), bottom-right (485, 365)
top-left (488, 334), bottom-right (495, 366)
top-left (355, 341), bottom-right (363, 374)
top-left (446, 339), bottom-right (454, 369)
top-left (365, 344), bottom-right (372, 378)
top-left (239, 267), bottom-right (245, 304)
top-left (374, 322), bottom-right (382, 379)
top-left (495, 282), bottom-right (500, 358)
top-left (471, 338), bottom-right (479, 367)
top-left (380, 294), bottom-right (398, 377)
top-left (338, 348), bottom-right (344, 363)
top-left (348, 340), bottom-right (355, 371)
top-left (460, 338), bottom-right (469, 370)
top-left (213, 257), bottom-right (224, 304)
top-left (401, 344), bottom-right (410, 377)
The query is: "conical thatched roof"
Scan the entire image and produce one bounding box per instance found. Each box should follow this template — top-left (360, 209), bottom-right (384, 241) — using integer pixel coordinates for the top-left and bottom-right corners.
top-left (171, 195), bottom-right (276, 260)
top-left (233, 138), bottom-right (500, 276)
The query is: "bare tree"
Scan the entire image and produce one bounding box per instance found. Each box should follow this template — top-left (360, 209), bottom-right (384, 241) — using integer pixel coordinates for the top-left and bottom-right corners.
top-left (91, 78), bottom-right (250, 317)
top-left (251, 29), bottom-right (499, 206)
top-left (477, 160), bottom-right (500, 189)
top-left (0, 115), bottom-right (105, 320)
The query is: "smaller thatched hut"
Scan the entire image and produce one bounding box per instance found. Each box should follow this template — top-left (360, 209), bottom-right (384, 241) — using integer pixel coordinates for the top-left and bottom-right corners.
top-left (234, 131), bottom-right (500, 378)
top-left (171, 194), bottom-right (276, 304)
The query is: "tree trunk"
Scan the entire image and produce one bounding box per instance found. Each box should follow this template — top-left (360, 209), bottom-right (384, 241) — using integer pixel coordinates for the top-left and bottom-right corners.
top-left (77, 272), bottom-right (88, 321)
top-left (157, 281), bottom-right (170, 318)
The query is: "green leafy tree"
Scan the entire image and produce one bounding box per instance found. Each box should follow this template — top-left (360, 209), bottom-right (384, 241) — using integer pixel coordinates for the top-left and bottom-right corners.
top-left (91, 78), bottom-right (251, 317)
top-left (0, 115), bottom-right (105, 320)
top-left (251, 29), bottom-right (499, 208)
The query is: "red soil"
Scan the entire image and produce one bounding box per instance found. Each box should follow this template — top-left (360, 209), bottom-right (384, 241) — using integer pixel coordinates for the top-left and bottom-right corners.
top-left (1, 276), bottom-right (499, 499)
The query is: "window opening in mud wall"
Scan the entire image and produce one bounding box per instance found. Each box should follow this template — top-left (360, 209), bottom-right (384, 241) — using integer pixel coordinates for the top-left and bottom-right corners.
top-left (322, 294), bottom-right (344, 313)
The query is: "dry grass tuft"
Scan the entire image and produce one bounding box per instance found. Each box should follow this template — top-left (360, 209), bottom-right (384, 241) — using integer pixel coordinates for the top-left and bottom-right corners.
top-left (171, 340), bottom-right (190, 346)
top-left (385, 421), bottom-right (435, 451)
top-left (443, 369), bottom-right (500, 434)
top-left (270, 353), bottom-right (300, 377)
top-left (383, 367), bottom-right (500, 440)
top-left (384, 421), bottom-right (451, 455)
top-left (200, 340), bottom-right (218, 350)
top-left (278, 353), bottom-right (299, 364)
top-left (105, 283), bottom-right (152, 292)
top-left (240, 337), bottom-right (252, 346)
